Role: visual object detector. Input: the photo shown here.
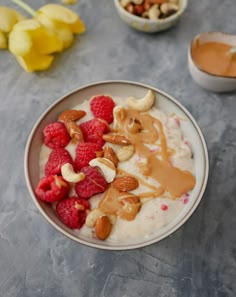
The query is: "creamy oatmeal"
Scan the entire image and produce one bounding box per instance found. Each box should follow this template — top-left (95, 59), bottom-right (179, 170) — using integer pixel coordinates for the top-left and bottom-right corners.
top-left (39, 90), bottom-right (195, 242)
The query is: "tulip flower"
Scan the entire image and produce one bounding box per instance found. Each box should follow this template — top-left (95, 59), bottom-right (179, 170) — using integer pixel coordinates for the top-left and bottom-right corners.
top-left (35, 4), bottom-right (86, 49)
top-left (7, 0), bottom-right (86, 72)
top-left (9, 19), bottom-right (63, 72)
top-left (12, 0), bottom-right (86, 49)
top-left (0, 6), bottom-right (25, 49)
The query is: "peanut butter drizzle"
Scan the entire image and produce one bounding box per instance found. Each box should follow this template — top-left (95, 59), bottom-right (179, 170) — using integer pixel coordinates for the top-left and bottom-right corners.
top-left (138, 189), bottom-right (165, 199)
top-left (117, 108), bottom-right (196, 198)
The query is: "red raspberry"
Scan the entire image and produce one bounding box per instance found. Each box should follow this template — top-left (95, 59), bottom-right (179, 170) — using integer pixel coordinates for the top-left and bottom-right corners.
top-left (43, 122), bottom-right (70, 149)
top-left (35, 175), bottom-right (70, 203)
top-left (75, 166), bottom-right (108, 199)
top-left (74, 142), bottom-right (101, 171)
top-left (56, 197), bottom-right (90, 229)
top-left (90, 95), bottom-right (115, 124)
top-left (45, 148), bottom-right (73, 176)
top-left (80, 118), bottom-right (109, 147)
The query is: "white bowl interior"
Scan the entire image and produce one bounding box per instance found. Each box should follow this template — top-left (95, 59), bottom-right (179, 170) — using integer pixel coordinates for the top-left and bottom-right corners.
top-left (25, 81), bottom-right (209, 250)
top-left (193, 31), bottom-right (236, 47)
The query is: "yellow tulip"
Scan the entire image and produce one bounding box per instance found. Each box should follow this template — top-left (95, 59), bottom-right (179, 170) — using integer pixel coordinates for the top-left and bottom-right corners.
top-left (9, 19), bottom-right (63, 72)
top-left (0, 6), bottom-right (25, 49)
top-left (35, 4), bottom-right (85, 49)
top-left (0, 31), bottom-right (7, 49)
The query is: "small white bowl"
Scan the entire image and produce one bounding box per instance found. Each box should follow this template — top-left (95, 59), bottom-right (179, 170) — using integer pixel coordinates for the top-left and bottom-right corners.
top-left (113, 0), bottom-right (188, 33)
top-left (24, 81), bottom-right (209, 250)
top-left (188, 32), bottom-right (236, 92)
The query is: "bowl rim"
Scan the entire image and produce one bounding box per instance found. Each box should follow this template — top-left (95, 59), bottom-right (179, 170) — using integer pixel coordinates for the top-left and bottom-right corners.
top-left (189, 31), bottom-right (236, 79)
top-left (24, 80), bottom-right (209, 251)
top-left (113, 0), bottom-right (188, 24)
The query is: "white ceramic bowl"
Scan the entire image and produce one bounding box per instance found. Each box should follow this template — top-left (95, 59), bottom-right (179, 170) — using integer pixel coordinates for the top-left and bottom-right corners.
top-left (188, 31), bottom-right (236, 92)
top-left (113, 0), bottom-right (188, 33)
top-left (24, 80), bottom-right (209, 250)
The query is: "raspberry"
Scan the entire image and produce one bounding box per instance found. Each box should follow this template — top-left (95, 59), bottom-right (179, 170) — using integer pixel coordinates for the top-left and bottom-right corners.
top-left (43, 122), bottom-right (70, 149)
top-left (90, 95), bottom-right (115, 124)
top-left (74, 142), bottom-right (101, 171)
top-left (45, 148), bottom-right (73, 176)
top-left (75, 166), bottom-right (108, 199)
top-left (80, 118), bottom-right (109, 147)
top-left (35, 175), bottom-right (70, 203)
top-left (56, 197), bottom-right (90, 229)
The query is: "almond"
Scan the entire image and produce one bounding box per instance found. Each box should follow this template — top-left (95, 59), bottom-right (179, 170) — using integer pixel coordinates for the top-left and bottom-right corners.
top-left (64, 120), bottom-right (84, 142)
top-left (58, 110), bottom-right (86, 122)
top-left (103, 134), bottom-right (131, 145)
top-left (95, 215), bottom-right (112, 240)
top-left (96, 150), bottom-right (104, 157)
top-left (111, 176), bottom-right (139, 192)
top-left (117, 193), bottom-right (141, 221)
top-left (116, 145), bottom-right (135, 162)
top-left (103, 146), bottom-right (119, 167)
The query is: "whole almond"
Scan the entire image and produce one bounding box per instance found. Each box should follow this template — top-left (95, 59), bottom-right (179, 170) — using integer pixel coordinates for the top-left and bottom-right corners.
top-left (58, 110), bottom-right (86, 122)
top-left (103, 134), bottom-right (131, 145)
top-left (134, 4), bottom-right (145, 15)
top-left (112, 176), bottom-right (139, 192)
top-left (95, 215), bottom-right (112, 240)
top-left (103, 146), bottom-right (119, 167)
top-left (64, 120), bottom-right (84, 142)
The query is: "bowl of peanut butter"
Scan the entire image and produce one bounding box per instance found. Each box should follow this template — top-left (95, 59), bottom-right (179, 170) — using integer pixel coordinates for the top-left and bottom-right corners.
top-left (188, 31), bottom-right (236, 92)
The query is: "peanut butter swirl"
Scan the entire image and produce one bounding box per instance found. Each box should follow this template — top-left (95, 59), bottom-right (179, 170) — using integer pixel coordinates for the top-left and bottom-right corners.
top-left (116, 108), bottom-right (196, 198)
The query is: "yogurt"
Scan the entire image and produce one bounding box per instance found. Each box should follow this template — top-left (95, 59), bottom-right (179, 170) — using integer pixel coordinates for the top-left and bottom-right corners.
top-left (39, 93), bottom-right (195, 242)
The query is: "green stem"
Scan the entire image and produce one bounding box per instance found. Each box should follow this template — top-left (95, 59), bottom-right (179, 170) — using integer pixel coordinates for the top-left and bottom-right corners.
top-left (12, 0), bottom-right (36, 16)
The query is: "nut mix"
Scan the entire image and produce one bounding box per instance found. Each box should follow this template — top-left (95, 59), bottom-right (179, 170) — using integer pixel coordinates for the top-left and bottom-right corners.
top-left (119, 0), bottom-right (179, 20)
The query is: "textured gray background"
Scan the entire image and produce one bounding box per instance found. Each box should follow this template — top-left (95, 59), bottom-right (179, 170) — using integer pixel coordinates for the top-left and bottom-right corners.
top-left (0, 0), bottom-right (236, 296)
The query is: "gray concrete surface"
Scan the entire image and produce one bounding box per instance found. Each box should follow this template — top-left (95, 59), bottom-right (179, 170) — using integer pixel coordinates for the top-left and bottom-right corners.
top-left (0, 0), bottom-right (235, 296)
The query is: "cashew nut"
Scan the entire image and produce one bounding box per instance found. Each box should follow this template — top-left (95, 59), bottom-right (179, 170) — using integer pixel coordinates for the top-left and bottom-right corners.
top-left (113, 105), bottom-right (126, 129)
top-left (160, 3), bottom-right (178, 15)
top-left (116, 145), bottom-right (135, 162)
top-left (61, 163), bottom-right (85, 183)
top-left (148, 5), bottom-right (160, 20)
top-left (89, 157), bottom-right (116, 183)
top-left (85, 208), bottom-right (117, 227)
top-left (85, 208), bottom-right (105, 227)
top-left (126, 90), bottom-right (155, 112)
top-left (120, 0), bottom-right (132, 7)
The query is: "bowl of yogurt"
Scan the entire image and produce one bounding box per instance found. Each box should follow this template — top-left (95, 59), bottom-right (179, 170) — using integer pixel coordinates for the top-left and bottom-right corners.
top-left (24, 80), bottom-right (209, 250)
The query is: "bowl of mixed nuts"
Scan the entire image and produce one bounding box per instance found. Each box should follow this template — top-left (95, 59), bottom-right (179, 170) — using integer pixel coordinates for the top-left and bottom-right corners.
top-left (113, 0), bottom-right (188, 33)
